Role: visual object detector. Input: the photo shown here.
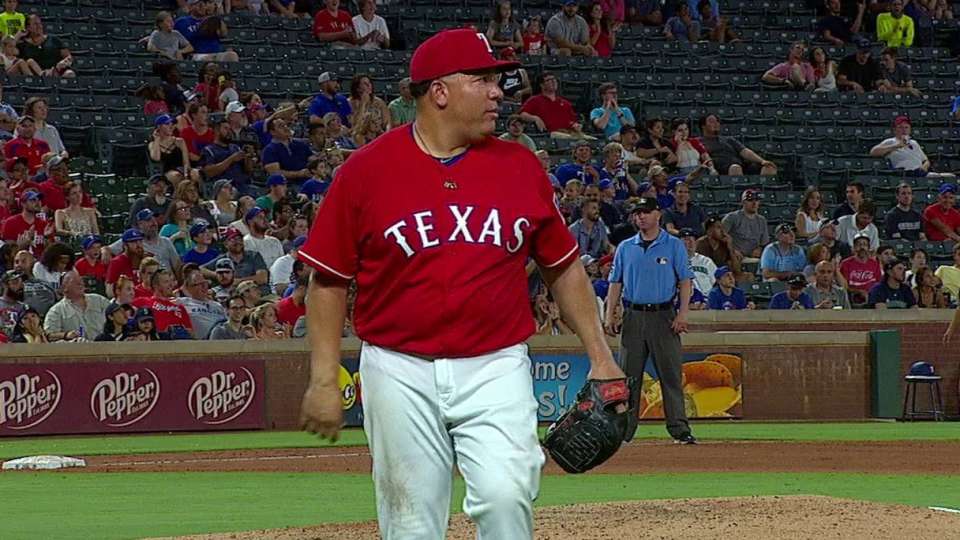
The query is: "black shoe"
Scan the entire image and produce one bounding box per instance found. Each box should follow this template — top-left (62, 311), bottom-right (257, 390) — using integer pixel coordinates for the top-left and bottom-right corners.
top-left (674, 433), bottom-right (697, 445)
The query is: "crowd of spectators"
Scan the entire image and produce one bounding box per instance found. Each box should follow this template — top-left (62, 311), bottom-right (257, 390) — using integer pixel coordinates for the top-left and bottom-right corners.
top-left (0, 0), bottom-right (957, 342)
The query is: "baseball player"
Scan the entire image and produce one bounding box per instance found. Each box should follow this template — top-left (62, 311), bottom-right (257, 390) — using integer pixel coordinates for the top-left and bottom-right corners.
top-left (297, 28), bottom-right (625, 539)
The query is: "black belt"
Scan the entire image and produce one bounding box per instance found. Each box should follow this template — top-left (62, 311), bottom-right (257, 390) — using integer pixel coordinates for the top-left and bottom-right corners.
top-left (625, 301), bottom-right (673, 312)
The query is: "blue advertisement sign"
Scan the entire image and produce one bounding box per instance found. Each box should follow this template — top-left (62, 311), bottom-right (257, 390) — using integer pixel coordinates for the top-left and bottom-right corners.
top-left (530, 354), bottom-right (591, 421)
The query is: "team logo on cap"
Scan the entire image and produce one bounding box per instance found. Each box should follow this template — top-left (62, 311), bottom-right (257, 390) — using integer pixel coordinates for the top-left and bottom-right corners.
top-left (476, 32), bottom-right (493, 54)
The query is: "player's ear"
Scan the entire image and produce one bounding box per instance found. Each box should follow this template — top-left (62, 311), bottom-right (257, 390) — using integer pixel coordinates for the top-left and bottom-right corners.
top-left (430, 78), bottom-right (452, 108)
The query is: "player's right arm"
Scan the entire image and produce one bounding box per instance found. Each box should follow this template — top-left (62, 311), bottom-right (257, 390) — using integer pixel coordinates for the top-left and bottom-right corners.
top-left (300, 273), bottom-right (347, 442)
top-left (296, 154), bottom-right (362, 442)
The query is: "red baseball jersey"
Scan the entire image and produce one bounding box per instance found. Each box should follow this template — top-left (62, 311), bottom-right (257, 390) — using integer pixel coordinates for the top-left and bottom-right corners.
top-left (132, 295), bottom-right (194, 335)
top-left (298, 127), bottom-right (578, 358)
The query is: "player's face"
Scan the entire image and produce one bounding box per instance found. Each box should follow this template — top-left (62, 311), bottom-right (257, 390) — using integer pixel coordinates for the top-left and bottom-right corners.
top-left (441, 71), bottom-right (504, 140)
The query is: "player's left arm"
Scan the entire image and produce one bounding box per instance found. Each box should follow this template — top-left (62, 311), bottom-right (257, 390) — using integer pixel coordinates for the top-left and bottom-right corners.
top-left (540, 260), bottom-right (624, 380)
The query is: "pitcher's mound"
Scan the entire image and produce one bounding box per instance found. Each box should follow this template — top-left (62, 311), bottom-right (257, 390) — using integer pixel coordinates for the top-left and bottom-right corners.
top-left (162, 496), bottom-right (960, 539)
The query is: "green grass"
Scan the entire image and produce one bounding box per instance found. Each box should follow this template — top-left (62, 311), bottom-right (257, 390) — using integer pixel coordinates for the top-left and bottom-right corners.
top-left (2, 472), bottom-right (959, 540)
top-left (1, 422), bottom-right (958, 460)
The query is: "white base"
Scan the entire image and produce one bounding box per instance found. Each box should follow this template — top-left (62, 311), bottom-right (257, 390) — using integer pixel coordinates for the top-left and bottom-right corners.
top-left (2, 455), bottom-right (87, 470)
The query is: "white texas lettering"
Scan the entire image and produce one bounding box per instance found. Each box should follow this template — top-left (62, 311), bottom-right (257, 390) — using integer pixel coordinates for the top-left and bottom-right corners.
top-left (477, 209), bottom-right (502, 246)
top-left (448, 205), bottom-right (475, 242)
top-left (383, 206), bottom-right (528, 257)
top-left (384, 220), bottom-right (415, 257)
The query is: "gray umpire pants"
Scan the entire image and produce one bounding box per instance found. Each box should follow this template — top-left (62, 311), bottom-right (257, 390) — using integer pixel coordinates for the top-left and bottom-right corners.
top-left (617, 307), bottom-right (691, 439)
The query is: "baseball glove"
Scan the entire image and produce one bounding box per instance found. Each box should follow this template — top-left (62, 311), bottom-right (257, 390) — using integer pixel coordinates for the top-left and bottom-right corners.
top-left (541, 377), bottom-right (641, 474)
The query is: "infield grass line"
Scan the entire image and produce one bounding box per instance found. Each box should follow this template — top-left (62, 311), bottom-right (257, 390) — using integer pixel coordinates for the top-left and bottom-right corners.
top-left (2, 472), bottom-right (959, 540)
top-left (1, 422), bottom-right (959, 459)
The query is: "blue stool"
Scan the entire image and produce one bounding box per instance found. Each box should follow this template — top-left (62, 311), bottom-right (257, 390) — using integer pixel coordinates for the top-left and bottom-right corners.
top-left (901, 362), bottom-right (945, 421)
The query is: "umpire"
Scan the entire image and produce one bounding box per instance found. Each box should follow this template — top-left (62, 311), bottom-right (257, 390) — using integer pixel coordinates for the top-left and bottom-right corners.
top-left (604, 197), bottom-right (697, 444)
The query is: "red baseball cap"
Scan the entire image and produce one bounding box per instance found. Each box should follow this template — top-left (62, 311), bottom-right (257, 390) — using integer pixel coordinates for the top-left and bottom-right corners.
top-left (893, 115), bottom-right (911, 127)
top-left (410, 28), bottom-right (520, 84)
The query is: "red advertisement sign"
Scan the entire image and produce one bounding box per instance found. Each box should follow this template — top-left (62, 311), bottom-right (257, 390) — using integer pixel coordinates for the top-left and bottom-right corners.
top-left (0, 360), bottom-right (265, 436)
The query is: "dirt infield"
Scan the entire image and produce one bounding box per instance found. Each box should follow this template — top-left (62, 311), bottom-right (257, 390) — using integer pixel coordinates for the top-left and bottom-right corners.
top-left (77, 440), bottom-right (960, 475)
top-left (155, 496), bottom-right (960, 540)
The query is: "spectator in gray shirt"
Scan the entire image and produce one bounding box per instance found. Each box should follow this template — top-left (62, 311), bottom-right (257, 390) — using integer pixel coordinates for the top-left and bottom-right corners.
top-left (722, 190), bottom-right (769, 260)
top-left (145, 11), bottom-right (194, 60)
top-left (877, 47), bottom-right (920, 97)
top-left (176, 263), bottom-right (227, 339)
top-left (209, 294), bottom-right (250, 340)
top-left (804, 260), bottom-right (852, 309)
top-left (545, 0), bottom-right (595, 56)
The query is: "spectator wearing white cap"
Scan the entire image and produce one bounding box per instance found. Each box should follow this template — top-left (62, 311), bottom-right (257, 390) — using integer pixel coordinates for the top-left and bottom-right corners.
top-left (243, 207), bottom-right (284, 268)
top-left (224, 100), bottom-right (260, 149)
top-left (353, 0), bottom-right (389, 50)
top-left (308, 72), bottom-right (351, 126)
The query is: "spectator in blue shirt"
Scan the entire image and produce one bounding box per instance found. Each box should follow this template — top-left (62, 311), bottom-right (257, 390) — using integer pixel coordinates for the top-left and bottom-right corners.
top-left (664, 2), bottom-right (701, 42)
top-left (261, 117), bottom-right (314, 183)
top-left (760, 223), bottom-right (807, 282)
top-left (181, 221), bottom-right (220, 267)
top-left (201, 114), bottom-right (254, 196)
top-left (647, 165), bottom-right (675, 210)
top-left (554, 141), bottom-right (603, 186)
top-left (590, 82), bottom-right (636, 141)
top-left (707, 266), bottom-right (753, 310)
top-left (173, 0), bottom-right (238, 63)
top-left (769, 274), bottom-right (815, 309)
top-left (308, 72), bottom-right (352, 127)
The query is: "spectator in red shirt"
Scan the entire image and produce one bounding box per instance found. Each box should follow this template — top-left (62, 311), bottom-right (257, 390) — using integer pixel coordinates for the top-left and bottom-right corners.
top-left (179, 102), bottom-right (214, 163)
top-left (74, 234), bottom-right (108, 282)
top-left (3, 116), bottom-right (50, 174)
top-left (1, 190), bottom-right (52, 259)
top-left (313, 0), bottom-right (357, 47)
top-left (839, 233), bottom-right (882, 305)
top-left (4, 157), bottom-right (38, 213)
top-left (132, 267), bottom-right (194, 339)
top-left (106, 228), bottom-right (146, 298)
top-left (922, 183), bottom-right (960, 242)
top-left (134, 258), bottom-right (161, 299)
top-left (275, 273), bottom-right (308, 328)
top-left (519, 72), bottom-right (594, 139)
top-left (38, 155), bottom-right (94, 213)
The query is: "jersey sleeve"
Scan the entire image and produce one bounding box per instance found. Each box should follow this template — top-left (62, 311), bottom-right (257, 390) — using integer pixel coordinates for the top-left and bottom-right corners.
top-left (296, 159), bottom-right (362, 281)
top-left (528, 158), bottom-right (578, 269)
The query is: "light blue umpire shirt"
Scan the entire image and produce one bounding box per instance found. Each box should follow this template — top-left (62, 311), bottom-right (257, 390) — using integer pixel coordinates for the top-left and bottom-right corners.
top-left (610, 229), bottom-right (694, 304)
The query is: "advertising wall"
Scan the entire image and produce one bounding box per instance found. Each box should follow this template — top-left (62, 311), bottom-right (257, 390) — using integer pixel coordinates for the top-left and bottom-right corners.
top-left (336, 352), bottom-right (742, 426)
top-left (0, 360), bottom-right (265, 437)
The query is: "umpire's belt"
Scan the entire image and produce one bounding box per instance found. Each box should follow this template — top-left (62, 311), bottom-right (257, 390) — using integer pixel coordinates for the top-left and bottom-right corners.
top-left (625, 301), bottom-right (673, 312)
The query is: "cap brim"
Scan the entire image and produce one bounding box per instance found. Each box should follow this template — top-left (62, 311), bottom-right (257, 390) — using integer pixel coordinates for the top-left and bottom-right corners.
top-left (412, 59), bottom-right (521, 84)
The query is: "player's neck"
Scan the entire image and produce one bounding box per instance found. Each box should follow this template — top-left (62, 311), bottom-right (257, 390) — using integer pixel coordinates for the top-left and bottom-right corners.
top-left (413, 120), bottom-right (469, 159)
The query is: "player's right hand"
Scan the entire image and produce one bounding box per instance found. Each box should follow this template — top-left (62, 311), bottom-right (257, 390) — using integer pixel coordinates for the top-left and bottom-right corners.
top-left (300, 382), bottom-right (343, 443)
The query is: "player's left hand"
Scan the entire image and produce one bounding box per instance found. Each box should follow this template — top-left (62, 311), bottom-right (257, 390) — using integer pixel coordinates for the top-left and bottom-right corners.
top-left (587, 359), bottom-right (625, 381)
top-left (300, 382), bottom-right (344, 442)
top-left (671, 311), bottom-right (689, 334)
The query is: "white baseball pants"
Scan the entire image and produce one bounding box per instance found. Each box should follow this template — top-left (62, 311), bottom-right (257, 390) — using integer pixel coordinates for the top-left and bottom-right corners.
top-left (359, 342), bottom-right (545, 540)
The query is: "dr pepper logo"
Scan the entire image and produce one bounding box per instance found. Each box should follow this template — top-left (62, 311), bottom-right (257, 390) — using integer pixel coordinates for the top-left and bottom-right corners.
top-left (90, 369), bottom-right (161, 427)
top-left (0, 370), bottom-right (61, 430)
top-left (188, 368), bottom-right (256, 425)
